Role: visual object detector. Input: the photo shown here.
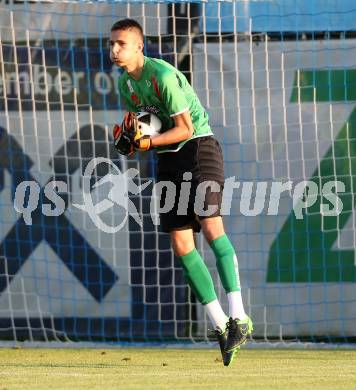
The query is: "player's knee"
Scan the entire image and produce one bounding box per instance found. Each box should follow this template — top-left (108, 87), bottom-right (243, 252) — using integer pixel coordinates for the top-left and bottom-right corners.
top-left (201, 217), bottom-right (225, 242)
top-left (170, 230), bottom-right (195, 257)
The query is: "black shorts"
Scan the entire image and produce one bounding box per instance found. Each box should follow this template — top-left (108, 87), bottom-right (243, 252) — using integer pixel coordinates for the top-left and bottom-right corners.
top-left (157, 136), bottom-right (225, 233)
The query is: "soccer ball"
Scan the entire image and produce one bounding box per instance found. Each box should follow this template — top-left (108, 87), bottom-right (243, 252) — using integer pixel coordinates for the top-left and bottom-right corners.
top-left (136, 111), bottom-right (162, 138)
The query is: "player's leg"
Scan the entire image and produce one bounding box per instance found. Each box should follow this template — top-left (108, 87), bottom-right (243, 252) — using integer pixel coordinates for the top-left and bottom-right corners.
top-left (195, 136), bottom-right (253, 352)
top-left (170, 228), bottom-right (227, 332)
top-left (170, 227), bottom-right (233, 366)
top-left (194, 136), bottom-right (248, 320)
top-left (200, 216), bottom-right (253, 351)
top-left (157, 138), bottom-right (227, 331)
top-left (201, 216), bottom-right (247, 320)
top-left (157, 138), bottom-right (230, 364)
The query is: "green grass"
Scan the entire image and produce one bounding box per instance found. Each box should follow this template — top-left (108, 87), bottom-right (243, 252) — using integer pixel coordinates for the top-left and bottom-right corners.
top-left (0, 348), bottom-right (356, 389)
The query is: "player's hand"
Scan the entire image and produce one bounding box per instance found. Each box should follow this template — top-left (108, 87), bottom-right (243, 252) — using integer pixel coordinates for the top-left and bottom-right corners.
top-left (112, 123), bottom-right (135, 156)
top-left (122, 111), bottom-right (138, 137)
top-left (134, 135), bottom-right (152, 151)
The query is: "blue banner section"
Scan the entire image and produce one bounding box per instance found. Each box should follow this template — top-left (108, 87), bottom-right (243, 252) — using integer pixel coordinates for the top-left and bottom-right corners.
top-left (205, 1), bottom-right (356, 32)
top-left (0, 39), bottom-right (190, 341)
top-left (0, 41), bottom-right (172, 111)
top-left (0, 122), bottom-right (190, 341)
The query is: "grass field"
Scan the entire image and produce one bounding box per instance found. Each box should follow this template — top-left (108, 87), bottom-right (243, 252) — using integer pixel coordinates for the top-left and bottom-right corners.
top-left (0, 348), bottom-right (356, 389)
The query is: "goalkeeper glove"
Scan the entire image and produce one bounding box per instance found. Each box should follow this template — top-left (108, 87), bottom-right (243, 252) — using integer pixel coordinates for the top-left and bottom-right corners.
top-left (113, 112), bottom-right (153, 154)
top-left (122, 111), bottom-right (138, 137)
top-left (113, 123), bottom-right (134, 156)
top-left (113, 112), bottom-right (139, 156)
top-left (134, 135), bottom-right (152, 151)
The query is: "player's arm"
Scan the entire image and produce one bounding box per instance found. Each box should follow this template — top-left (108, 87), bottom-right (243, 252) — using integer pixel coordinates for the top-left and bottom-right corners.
top-left (134, 110), bottom-right (193, 151)
top-left (152, 111), bottom-right (194, 147)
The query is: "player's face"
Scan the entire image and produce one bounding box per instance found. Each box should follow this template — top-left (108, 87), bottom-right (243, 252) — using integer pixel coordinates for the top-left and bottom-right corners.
top-left (109, 29), bottom-right (143, 68)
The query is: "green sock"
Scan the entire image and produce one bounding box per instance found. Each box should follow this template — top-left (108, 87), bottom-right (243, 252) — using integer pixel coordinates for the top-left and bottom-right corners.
top-left (210, 234), bottom-right (240, 293)
top-left (180, 249), bottom-right (217, 305)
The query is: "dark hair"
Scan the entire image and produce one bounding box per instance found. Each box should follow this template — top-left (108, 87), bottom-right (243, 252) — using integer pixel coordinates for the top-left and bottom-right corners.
top-left (111, 19), bottom-right (144, 40)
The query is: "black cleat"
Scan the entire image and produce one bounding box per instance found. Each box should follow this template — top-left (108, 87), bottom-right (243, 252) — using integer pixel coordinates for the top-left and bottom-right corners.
top-left (224, 316), bottom-right (253, 353)
top-left (215, 327), bottom-right (237, 366)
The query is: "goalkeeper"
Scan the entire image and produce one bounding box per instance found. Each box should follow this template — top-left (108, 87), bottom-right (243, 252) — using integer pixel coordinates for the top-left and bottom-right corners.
top-left (110, 19), bottom-right (253, 366)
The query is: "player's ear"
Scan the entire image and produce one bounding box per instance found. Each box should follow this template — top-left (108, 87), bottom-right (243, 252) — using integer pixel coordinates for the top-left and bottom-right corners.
top-left (138, 42), bottom-right (144, 52)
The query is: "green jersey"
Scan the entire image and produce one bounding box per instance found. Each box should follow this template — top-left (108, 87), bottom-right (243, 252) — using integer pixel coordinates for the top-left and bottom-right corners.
top-left (118, 56), bottom-right (213, 153)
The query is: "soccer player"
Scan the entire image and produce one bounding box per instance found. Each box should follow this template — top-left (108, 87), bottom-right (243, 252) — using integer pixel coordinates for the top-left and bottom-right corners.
top-left (109, 19), bottom-right (253, 366)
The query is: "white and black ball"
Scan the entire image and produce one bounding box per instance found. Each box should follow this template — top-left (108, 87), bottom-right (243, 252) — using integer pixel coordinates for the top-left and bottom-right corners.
top-left (136, 111), bottom-right (162, 137)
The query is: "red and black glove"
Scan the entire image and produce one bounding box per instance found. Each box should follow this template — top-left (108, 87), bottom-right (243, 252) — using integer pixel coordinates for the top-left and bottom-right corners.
top-left (113, 112), bottom-right (140, 156)
top-left (122, 111), bottom-right (138, 137)
top-left (113, 112), bottom-right (153, 154)
top-left (112, 123), bottom-right (134, 156)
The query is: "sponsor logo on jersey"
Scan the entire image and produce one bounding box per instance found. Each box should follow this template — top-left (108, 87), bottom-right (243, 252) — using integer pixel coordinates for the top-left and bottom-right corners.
top-left (138, 105), bottom-right (160, 114)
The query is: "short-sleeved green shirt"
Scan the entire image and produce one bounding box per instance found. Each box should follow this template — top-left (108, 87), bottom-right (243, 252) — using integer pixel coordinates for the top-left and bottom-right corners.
top-left (118, 56), bottom-right (213, 153)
